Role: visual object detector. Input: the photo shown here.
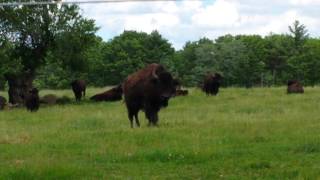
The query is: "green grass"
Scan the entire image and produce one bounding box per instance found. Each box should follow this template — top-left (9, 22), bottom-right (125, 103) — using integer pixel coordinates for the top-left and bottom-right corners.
top-left (1, 87), bottom-right (320, 179)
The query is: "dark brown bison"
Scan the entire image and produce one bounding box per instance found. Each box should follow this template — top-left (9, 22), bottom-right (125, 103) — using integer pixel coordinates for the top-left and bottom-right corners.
top-left (71, 80), bottom-right (86, 101)
top-left (56, 96), bottom-right (72, 105)
top-left (40, 94), bottom-right (58, 105)
top-left (287, 80), bottom-right (304, 94)
top-left (123, 63), bottom-right (177, 128)
top-left (0, 96), bottom-right (6, 110)
top-left (175, 89), bottom-right (188, 96)
top-left (25, 88), bottom-right (40, 112)
top-left (90, 84), bottom-right (123, 102)
top-left (202, 73), bottom-right (222, 96)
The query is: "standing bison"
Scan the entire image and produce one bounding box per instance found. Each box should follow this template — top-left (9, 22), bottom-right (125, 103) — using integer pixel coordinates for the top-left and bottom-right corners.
top-left (287, 80), bottom-right (304, 94)
top-left (202, 73), bottom-right (222, 95)
top-left (25, 88), bottom-right (40, 112)
top-left (123, 63), bottom-right (177, 128)
top-left (71, 80), bottom-right (86, 101)
top-left (90, 84), bottom-right (123, 102)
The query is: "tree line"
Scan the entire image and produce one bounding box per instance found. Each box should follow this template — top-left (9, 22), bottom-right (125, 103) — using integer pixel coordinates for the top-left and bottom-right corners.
top-left (1, 3), bottom-right (320, 91)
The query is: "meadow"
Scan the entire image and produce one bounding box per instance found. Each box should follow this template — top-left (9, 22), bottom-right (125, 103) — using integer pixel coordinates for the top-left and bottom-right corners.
top-left (0, 87), bottom-right (320, 179)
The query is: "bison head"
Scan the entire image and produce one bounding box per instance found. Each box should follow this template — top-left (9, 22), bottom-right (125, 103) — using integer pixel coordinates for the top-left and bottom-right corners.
top-left (114, 84), bottom-right (123, 93)
top-left (150, 70), bottom-right (176, 100)
top-left (213, 73), bottom-right (223, 81)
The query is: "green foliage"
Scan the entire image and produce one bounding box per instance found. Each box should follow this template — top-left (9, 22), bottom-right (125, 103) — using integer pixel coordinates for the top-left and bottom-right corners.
top-left (98, 30), bottom-right (175, 85)
top-left (0, 2), bottom-right (98, 88)
top-left (264, 34), bottom-right (292, 85)
top-left (1, 15), bottom-right (320, 89)
top-left (175, 38), bottom-right (217, 86)
top-left (289, 20), bottom-right (309, 52)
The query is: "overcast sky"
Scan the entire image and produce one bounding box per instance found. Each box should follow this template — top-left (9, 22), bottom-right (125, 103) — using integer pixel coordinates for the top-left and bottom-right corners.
top-left (80, 0), bottom-right (320, 49)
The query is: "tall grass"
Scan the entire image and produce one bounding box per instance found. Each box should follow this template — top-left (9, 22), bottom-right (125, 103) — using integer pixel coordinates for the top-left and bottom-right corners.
top-left (1, 87), bottom-right (320, 179)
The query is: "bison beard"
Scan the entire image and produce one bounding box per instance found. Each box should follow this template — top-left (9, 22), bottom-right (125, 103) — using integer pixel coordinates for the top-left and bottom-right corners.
top-left (71, 80), bottom-right (86, 101)
top-left (123, 63), bottom-right (177, 128)
top-left (25, 88), bottom-right (40, 112)
top-left (90, 84), bottom-right (123, 102)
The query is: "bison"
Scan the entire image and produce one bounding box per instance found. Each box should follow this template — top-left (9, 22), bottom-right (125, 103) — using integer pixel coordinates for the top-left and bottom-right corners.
top-left (175, 89), bottom-right (188, 96)
top-left (0, 96), bottom-right (6, 110)
top-left (287, 80), bottom-right (304, 94)
top-left (71, 80), bottom-right (86, 101)
top-left (123, 63), bottom-right (177, 128)
top-left (25, 88), bottom-right (40, 112)
top-left (40, 94), bottom-right (58, 105)
top-left (202, 73), bottom-right (222, 96)
top-left (90, 84), bottom-right (123, 102)
top-left (56, 96), bottom-right (72, 105)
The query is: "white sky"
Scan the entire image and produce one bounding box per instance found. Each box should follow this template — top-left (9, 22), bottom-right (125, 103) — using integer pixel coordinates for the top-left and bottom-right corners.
top-left (80, 0), bottom-right (320, 49)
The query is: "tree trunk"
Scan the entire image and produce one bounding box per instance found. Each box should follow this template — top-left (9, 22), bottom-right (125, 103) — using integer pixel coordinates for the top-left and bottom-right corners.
top-left (5, 73), bottom-right (34, 105)
top-left (272, 69), bottom-right (276, 86)
top-left (260, 73), bottom-right (264, 87)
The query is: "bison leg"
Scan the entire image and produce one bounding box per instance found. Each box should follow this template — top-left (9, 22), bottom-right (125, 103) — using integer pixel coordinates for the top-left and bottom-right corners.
top-left (152, 113), bottom-right (159, 126)
top-left (145, 107), bottom-right (159, 126)
top-left (74, 92), bottom-right (81, 101)
top-left (128, 107), bottom-right (140, 128)
top-left (134, 114), bottom-right (140, 127)
top-left (83, 89), bottom-right (86, 97)
top-left (128, 113), bottom-right (134, 128)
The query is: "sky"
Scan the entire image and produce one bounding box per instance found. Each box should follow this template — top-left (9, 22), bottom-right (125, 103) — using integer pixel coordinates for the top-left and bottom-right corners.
top-left (79, 0), bottom-right (320, 49)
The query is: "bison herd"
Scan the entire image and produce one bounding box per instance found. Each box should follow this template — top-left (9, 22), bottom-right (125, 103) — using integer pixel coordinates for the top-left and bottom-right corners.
top-left (0, 63), bottom-right (306, 127)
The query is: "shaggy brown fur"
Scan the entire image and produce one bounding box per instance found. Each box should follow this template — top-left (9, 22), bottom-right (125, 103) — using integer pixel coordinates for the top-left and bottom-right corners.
top-left (90, 85), bottom-right (123, 102)
top-left (287, 80), bottom-right (304, 94)
top-left (123, 63), bottom-right (177, 128)
top-left (40, 94), bottom-right (58, 105)
top-left (25, 88), bottom-right (40, 112)
top-left (71, 80), bottom-right (86, 101)
top-left (202, 73), bottom-right (222, 96)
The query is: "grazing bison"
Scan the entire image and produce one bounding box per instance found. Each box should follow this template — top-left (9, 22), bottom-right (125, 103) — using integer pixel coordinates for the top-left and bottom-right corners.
top-left (123, 63), bottom-right (177, 128)
top-left (90, 84), bottom-right (123, 102)
top-left (287, 80), bottom-right (304, 94)
top-left (0, 96), bottom-right (6, 110)
top-left (25, 88), bottom-right (40, 112)
top-left (175, 89), bottom-right (188, 96)
top-left (71, 80), bottom-right (86, 101)
top-left (202, 73), bottom-right (222, 96)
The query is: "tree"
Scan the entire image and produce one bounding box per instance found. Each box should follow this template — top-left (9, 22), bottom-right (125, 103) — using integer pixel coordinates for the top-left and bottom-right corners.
top-left (214, 36), bottom-right (249, 87)
top-left (290, 38), bottom-right (320, 86)
top-left (289, 20), bottom-right (309, 53)
top-left (303, 38), bottom-right (320, 86)
top-left (235, 35), bottom-right (266, 87)
top-left (175, 38), bottom-right (217, 86)
top-left (287, 20), bottom-right (310, 81)
top-left (264, 34), bottom-right (292, 85)
top-left (0, 3), bottom-right (98, 103)
top-left (101, 30), bottom-right (174, 85)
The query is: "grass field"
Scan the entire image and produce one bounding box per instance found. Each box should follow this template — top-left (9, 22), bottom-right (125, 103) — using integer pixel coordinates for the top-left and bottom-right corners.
top-left (1, 87), bottom-right (320, 179)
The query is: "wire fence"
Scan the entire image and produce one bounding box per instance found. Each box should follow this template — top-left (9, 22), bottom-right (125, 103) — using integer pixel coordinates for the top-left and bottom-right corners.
top-left (0, 0), bottom-right (198, 6)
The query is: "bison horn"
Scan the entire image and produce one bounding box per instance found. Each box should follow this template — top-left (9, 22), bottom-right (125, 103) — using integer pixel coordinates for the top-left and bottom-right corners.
top-left (152, 68), bottom-right (158, 79)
